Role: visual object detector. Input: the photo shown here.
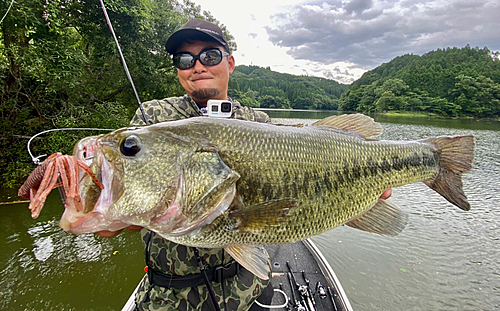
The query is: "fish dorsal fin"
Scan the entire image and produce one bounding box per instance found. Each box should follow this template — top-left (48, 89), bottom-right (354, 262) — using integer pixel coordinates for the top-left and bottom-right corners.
top-left (225, 245), bottom-right (271, 280)
top-left (345, 199), bottom-right (408, 236)
top-left (312, 114), bottom-right (383, 139)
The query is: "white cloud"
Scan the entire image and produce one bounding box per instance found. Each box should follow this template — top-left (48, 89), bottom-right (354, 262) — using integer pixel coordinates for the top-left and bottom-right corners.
top-left (191, 0), bottom-right (500, 84)
top-left (266, 0), bottom-right (500, 67)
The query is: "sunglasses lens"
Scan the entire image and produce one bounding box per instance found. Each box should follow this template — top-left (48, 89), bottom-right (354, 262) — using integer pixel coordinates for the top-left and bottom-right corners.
top-left (173, 54), bottom-right (195, 69)
top-left (173, 49), bottom-right (225, 69)
top-left (200, 49), bottom-right (222, 66)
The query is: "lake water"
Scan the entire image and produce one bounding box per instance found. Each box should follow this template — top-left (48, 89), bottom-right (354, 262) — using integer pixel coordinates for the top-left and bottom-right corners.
top-left (1, 111), bottom-right (499, 310)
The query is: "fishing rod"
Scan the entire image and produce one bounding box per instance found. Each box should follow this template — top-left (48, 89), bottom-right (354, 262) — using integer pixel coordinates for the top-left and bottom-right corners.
top-left (25, 0), bottom-right (150, 164)
top-left (279, 283), bottom-right (292, 311)
top-left (327, 286), bottom-right (339, 311)
top-left (286, 262), bottom-right (311, 311)
top-left (21, 0), bottom-right (146, 165)
top-left (98, 0), bottom-right (147, 123)
top-left (301, 270), bottom-right (316, 311)
top-left (287, 272), bottom-right (306, 311)
top-left (0, 0), bottom-right (15, 24)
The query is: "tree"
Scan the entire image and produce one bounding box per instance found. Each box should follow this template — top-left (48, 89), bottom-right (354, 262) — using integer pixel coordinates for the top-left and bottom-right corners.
top-left (339, 45), bottom-right (500, 117)
top-left (228, 65), bottom-right (348, 110)
top-left (450, 74), bottom-right (500, 117)
top-left (0, 0), bottom-right (237, 187)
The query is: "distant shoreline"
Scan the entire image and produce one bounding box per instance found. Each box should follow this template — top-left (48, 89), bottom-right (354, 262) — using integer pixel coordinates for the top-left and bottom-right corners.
top-left (255, 108), bottom-right (500, 121)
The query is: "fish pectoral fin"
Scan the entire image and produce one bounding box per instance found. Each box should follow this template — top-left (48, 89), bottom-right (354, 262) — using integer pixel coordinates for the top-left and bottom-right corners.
top-left (345, 199), bottom-right (408, 236)
top-left (225, 245), bottom-right (271, 280)
top-left (229, 198), bottom-right (300, 231)
top-left (312, 113), bottom-right (383, 139)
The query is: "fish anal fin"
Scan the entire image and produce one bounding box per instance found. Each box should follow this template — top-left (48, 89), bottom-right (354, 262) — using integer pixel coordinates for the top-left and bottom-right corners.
top-left (225, 245), bottom-right (271, 280)
top-left (346, 199), bottom-right (408, 236)
top-left (312, 114), bottom-right (383, 139)
top-left (229, 198), bottom-right (300, 232)
top-left (423, 136), bottom-right (474, 211)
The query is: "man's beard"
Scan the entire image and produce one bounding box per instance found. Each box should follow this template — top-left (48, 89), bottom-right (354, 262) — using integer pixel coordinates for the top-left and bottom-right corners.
top-left (191, 88), bottom-right (220, 101)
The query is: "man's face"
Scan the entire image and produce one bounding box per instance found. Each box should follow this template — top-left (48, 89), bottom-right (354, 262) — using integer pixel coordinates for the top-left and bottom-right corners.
top-left (175, 40), bottom-right (235, 106)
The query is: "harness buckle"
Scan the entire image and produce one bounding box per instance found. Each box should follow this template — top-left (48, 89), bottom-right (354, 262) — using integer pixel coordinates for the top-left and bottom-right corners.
top-left (214, 266), bottom-right (223, 283)
top-left (213, 260), bottom-right (239, 283)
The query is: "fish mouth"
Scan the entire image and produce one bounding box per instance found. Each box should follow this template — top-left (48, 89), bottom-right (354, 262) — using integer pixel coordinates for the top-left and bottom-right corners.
top-left (60, 148), bottom-right (235, 236)
top-left (60, 134), bottom-right (236, 236)
top-left (60, 138), bottom-right (128, 234)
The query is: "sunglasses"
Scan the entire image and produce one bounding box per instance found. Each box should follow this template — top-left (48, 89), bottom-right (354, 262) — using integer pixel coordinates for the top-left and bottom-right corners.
top-left (172, 48), bottom-right (229, 70)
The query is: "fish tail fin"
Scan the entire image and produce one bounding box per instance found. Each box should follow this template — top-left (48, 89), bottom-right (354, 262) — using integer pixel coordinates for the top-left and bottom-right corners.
top-left (423, 136), bottom-right (475, 211)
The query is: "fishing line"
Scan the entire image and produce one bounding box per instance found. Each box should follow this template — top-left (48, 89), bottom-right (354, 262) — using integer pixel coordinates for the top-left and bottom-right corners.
top-left (98, 0), bottom-right (148, 123)
top-left (0, 0), bottom-right (15, 24)
top-left (27, 128), bottom-right (113, 165)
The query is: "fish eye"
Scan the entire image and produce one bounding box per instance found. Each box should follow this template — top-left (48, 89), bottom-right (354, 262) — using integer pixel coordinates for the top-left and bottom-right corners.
top-left (120, 135), bottom-right (141, 156)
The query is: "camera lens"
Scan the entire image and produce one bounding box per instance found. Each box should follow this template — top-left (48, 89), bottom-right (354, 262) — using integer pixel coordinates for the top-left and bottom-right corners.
top-left (221, 102), bottom-right (232, 113)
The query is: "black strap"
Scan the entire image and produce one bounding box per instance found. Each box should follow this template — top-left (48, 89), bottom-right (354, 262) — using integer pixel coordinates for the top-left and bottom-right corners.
top-left (147, 254), bottom-right (240, 289)
top-left (194, 248), bottom-right (221, 311)
top-left (144, 232), bottom-right (236, 311)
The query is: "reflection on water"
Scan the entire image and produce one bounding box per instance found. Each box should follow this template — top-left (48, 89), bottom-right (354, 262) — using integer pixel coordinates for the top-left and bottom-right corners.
top-left (27, 219), bottom-right (107, 263)
top-left (0, 190), bottom-right (144, 310)
top-left (0, 111), bottom-right (499, 310)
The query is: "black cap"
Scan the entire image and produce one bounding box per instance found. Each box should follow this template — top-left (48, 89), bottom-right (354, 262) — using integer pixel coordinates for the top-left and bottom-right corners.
top-left (166, 18), bottom-right (230, 54)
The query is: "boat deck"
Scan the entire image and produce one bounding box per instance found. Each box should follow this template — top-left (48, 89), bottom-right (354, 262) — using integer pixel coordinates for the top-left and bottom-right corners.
top-left (267, 240), bottom-right (352, 311)
top-left (122, 239), bottom-right (352, 311)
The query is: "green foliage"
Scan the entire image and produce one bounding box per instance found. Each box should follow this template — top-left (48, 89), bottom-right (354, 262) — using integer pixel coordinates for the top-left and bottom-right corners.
top-left (340, 45), bottom-right (500, 118)
top-left (0, 0), bottom-right (235, 188)
top-left (229, 65), bottom-right (348, 110)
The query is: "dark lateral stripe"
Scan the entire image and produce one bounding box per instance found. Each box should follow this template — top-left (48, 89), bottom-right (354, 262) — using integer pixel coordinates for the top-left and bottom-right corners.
top-left (242, 150), bottom-right (438, 201)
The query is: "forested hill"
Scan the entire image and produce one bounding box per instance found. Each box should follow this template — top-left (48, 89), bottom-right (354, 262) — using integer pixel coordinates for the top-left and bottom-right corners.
top-left (339, 45), bottom-right (500, 118)
top-left (228, 65), bottom-right (349, 110)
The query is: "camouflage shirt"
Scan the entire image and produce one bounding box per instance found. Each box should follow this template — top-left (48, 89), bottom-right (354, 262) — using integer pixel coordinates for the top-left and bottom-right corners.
top-left (130, 95), bottom-right (270, 125)
top-left (130, 95), bottom-right (271, 311)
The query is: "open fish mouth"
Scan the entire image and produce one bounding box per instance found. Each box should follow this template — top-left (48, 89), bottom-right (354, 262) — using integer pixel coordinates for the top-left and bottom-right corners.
top-left (60, 134), bottom-right (237, 236)
top-left (60, 140), bottom-right (128, 234)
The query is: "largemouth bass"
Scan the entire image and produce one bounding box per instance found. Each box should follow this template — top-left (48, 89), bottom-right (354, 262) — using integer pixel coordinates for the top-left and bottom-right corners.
top-left (21, 114), bottom-right (475, 279)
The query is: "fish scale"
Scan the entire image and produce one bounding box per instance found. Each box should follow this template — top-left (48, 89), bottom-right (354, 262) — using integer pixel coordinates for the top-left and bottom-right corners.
top-left (165, 118), bottom-right (445, 247)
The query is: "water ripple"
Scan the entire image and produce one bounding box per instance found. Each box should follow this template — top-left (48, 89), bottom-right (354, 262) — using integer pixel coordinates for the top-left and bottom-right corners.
top-left (314, 123), bottom-right (500, 311)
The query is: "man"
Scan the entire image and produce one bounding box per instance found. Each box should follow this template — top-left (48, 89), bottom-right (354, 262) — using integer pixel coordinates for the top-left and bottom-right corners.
top-left (99, 18), bottom-right (392, 311)
top-left (100, 19), bottom-right (273, 311)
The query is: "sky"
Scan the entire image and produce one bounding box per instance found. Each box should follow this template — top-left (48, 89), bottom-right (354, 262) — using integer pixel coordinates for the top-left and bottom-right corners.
top-left (192, 0), bottom-right (500, 85)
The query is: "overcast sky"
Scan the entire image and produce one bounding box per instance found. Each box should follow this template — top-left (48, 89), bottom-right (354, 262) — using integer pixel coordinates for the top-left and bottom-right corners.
top-left (193, 0), bottom-right (500, 84)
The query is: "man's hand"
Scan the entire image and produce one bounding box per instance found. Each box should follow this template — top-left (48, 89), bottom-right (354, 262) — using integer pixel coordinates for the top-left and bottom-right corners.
top-left (380, 189), bottom-right (392, 200)
top-left (96, 225), bottom-right (142, 238)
